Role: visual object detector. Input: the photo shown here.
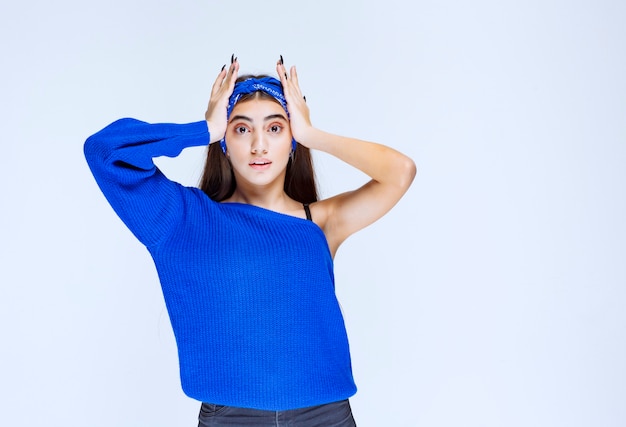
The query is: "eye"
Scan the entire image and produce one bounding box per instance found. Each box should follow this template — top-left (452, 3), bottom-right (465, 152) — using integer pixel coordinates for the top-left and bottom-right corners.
top-left (268, 124), bottom-right (282, 133)
top-left (234, 126), bottom-right (249, 134)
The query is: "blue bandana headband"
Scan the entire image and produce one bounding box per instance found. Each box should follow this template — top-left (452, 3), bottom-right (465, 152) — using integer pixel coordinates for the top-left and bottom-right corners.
top-left (220, 77), bottom-right (297, 154)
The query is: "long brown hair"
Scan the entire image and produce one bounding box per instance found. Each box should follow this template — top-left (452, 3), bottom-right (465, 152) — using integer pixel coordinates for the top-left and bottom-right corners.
top-left (199, 75), bottom-right (318, 204)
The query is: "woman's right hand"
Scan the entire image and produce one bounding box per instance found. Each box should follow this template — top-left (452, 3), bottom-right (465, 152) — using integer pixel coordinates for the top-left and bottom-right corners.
top-left (205, 56), bottom-right (239, 144)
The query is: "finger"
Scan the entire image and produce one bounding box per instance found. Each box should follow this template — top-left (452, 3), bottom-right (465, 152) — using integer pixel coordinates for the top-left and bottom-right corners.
top-left (277, 60), bottom-right (304, 106)
top-left (290, 65), bottom-right (298, 83)
top-left (289, 66), bottom-right (302, 95)
top-left (276, 60), bottom-right (287, 85)
top-left (226, 60), bottom-right (239, 92)
top-left (216, 60), bottom-right (238, 98)
top-left (283, 67), bottom-right (303, 102)
top-left (211, 65), bottom-right (228, 96)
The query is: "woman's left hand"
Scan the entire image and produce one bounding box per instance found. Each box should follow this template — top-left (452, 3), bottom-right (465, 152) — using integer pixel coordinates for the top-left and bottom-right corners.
top-left (277, 59), bottom-right (315, 146)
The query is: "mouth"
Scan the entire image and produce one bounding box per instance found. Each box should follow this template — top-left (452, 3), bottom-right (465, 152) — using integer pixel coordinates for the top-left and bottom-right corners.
top-left (249, 159), bottom-right (272, 169)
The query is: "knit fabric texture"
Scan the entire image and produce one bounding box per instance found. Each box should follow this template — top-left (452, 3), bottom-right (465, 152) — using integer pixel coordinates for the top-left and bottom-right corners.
top-left (84, 118), bottom-right (356, 410)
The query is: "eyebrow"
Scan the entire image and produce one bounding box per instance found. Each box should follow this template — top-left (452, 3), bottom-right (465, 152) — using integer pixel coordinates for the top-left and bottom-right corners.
top-left (230, 113), bottom-right (288, 123)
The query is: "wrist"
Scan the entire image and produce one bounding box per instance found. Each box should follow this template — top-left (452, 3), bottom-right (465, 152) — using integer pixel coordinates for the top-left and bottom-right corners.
top-left (297, 127), bottom-right (328, 150)
top-left (293, 126), bottom-right (319, 148)
top-left (206, 120), bottom-right (226, 144)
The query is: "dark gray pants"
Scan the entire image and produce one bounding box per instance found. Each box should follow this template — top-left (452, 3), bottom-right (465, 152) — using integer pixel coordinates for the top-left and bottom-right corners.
top-left (198, 399), bottom-right (356, 427)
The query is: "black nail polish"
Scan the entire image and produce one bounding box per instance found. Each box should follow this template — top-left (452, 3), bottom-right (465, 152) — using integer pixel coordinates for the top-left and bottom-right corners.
top-left (280, 55), bottom-right (284, 65)
top-left (285, 72), bottom-right (288, 79)
top-left (231, 54), bottom-right (234, 64)
top-left (221, 64), bottom-right (226, 71)
top-left (303, 96), bottom-right (306, 102)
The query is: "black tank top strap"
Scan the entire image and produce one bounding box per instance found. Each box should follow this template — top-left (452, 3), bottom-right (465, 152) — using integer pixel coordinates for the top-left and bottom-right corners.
top-left (303, 203), bottom-right (312, 221)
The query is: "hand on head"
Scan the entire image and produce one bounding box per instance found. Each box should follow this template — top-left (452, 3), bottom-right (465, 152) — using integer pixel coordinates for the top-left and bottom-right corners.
top-left (205, 55), bottom-right (239, 144)
top-left (276, 57), bottom-right (313, 145)
top-left (204, 55), bottom-right (314, 146)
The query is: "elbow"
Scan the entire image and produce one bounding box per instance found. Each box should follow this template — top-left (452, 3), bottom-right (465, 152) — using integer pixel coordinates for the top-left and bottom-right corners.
top-left (84, 118), bottom-right (135, 163)
top-left (83, 135), bottom-right (97, 163)
top-left (396, 156), bottom-right (417, 191)
top-left (83, 134), bottom-right (106, 166)
top-left (83, 134), bottom-right (97, 155)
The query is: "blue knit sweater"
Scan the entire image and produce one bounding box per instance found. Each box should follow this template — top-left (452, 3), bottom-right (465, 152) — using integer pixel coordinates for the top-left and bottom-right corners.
top-left (84, 118), bottom-right (356, 410)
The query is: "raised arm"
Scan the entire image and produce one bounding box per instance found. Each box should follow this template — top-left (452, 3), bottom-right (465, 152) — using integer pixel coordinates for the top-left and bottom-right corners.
top-left (84, 118), bottom-right (211, 246)
top-left (277, 61), bottom-right (416, 256)
top-left (85, 59), bottom-right (239, 246)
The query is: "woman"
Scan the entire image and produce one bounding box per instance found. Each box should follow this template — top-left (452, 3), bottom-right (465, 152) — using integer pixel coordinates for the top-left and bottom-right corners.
top-left (84, 55), bottom-right (416, 426)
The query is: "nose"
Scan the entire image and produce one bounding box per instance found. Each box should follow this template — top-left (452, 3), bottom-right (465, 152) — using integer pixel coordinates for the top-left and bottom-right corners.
top-left (251, 132), bottom-right (268, 154)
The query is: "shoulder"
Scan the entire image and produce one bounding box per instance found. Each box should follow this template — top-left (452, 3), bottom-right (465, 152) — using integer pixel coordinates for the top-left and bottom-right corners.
top-left (308, 199), bottom-right (329, 228)
top-left (307, 197), bottom-right (344, 256)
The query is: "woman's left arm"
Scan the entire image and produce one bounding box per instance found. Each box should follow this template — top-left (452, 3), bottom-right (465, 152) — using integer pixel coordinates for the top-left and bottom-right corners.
top-left (278, 62), bottom-right (417, 254)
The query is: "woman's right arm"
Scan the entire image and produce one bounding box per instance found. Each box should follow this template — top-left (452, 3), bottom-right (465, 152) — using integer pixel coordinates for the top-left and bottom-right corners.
top-left (84, 59), bottom-right (239, 246)
top-left (84, 118), bottom-right (210, 246)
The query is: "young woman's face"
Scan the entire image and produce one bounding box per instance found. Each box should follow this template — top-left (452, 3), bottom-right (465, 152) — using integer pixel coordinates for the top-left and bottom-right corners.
top-left (225, 98), bottom-right (293, 189)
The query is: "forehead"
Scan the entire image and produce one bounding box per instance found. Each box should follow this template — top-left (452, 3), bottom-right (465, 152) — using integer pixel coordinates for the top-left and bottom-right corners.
top-left (230, 98), bottom-right (287, 119)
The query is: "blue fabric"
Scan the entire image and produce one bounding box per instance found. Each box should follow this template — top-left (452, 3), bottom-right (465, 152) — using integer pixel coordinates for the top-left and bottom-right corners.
top-left (221, 77), bottom-right (297, 154)
top-left (84, 118), bottom-right (356, 411)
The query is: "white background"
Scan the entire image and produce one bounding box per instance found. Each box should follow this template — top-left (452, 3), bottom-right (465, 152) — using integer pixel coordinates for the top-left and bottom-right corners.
top-left (1, 1), bottom-right (625, 426)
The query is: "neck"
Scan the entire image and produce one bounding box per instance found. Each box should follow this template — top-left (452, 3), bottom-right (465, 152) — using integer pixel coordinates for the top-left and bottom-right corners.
top-left (225, 184), bottom-right (291, 211)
